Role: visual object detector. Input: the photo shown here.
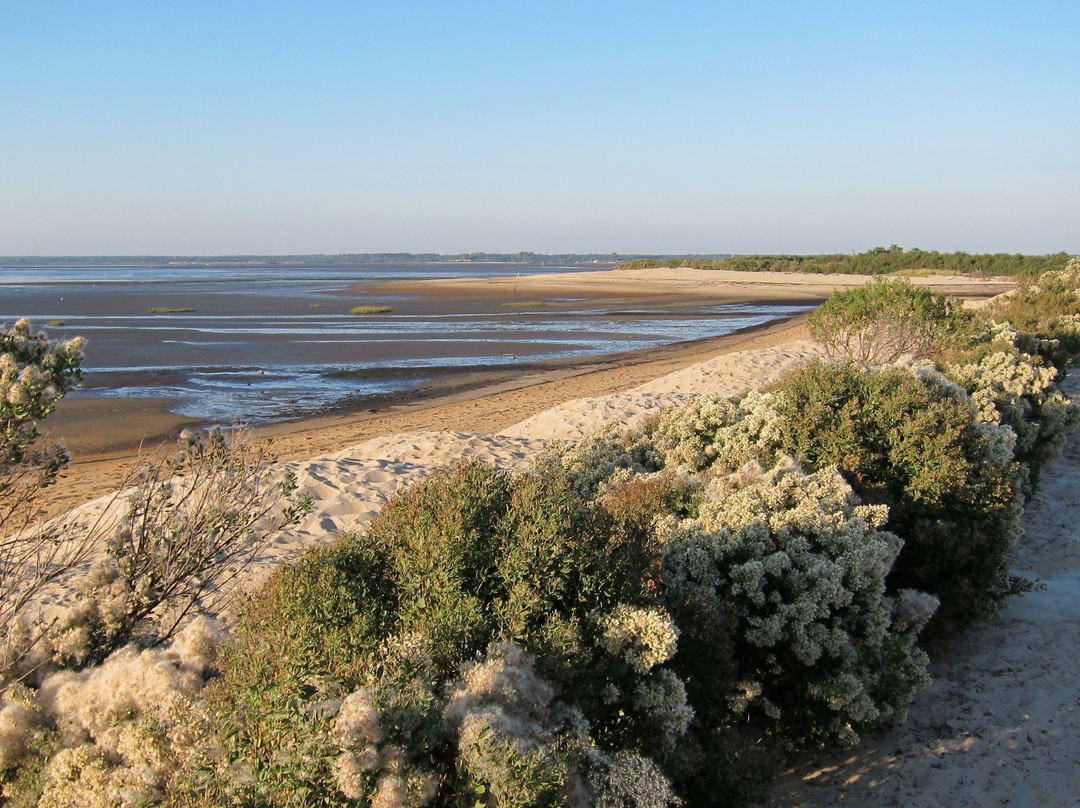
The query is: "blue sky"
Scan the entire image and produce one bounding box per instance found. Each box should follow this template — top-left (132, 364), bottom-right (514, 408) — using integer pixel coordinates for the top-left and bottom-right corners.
top-left (1, 1), bottom-right (1077, 255)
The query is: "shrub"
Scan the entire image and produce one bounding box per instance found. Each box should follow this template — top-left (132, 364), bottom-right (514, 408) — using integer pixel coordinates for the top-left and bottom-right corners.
top-left (771, 360), bottom-right (1021, 627)
top-left (27, 429), bottom-right (311, 674)
top-left (646, 390), bottom-right (784, 474)
top-left (349, 306), bottom-right (393, 315)
top-left (203, 461), bottom-right (685, 807)
top-left (537, 425), bottom-right (660, 501)
top-left (808, 278), bottom-right (974, 364)
top-left (1, 619), bottom-right (222, 808)
top-left (944, 324), bottom-right (1080, 489)
top-left (980, 258), bottom-right (1080, 370)
top-left (657, 460), bottom-right (933, 749)
top-left (2, 320), bottom-right (85, 687)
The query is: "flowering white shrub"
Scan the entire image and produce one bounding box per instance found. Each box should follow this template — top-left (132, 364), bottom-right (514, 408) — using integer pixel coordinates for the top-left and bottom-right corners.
top-left (2, 320), bottom-right (86, 685)
top-left (659, 460), bottom-right (933, 746)
top-left (6, 618), bottom-right (223, 807)
top-left (597, 605), bottom-right (678, 675)
top-left (584, 748), bottom-right (681, 808)
top-left (0, 682), bottom-right (40, 773)
top-left (330, 689), bottom-right (382, 800)
top-left (942, 319), bottom-right (1080, 490)
top-left (445, 642), bottom-right (589, 808)
top-left (647, 390), bottom-right (783, 473)
top-left (540, 425), bottom-right (658, 499)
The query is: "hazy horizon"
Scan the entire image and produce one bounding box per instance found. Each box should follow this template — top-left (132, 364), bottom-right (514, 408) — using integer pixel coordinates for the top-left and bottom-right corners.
top-left (3, 2), bottom-right (1077, 256)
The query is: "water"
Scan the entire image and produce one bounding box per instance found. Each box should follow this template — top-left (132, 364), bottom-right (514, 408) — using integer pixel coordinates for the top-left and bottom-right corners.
top-left (1, 263), bottom-right (812, 424)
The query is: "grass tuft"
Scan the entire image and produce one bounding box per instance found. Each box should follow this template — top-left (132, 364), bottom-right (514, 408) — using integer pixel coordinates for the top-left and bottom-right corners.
top-left (349, 305), bottom-right (392, 315)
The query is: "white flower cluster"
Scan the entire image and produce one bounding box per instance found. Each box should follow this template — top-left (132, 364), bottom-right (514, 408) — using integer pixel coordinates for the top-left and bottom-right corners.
top-left (659, 460), bottom-right (932, 745)
top-left (445, 642), bottom-right (589, 807)
top-left (444, 642), bottom-right (682, 807)
top-left (331, 689), bottom-right (383, 798)
top-left (41, 561), bottom-right (135, 670)
top-left (597, 604), bottom-right (679, 674)
top-left (947, 343), bottom-right (1079, 460)
top-left (1, 321), bottom-right (81, 419)
top-left (648, 390), bottom-right (784, 473)
top-left (10, 619), bottom-right (221, 808)
top-left (541, 425), bottom-right (658, 499)
top-left (585, 748), bottom-right (681, 808)
top-left (330, 687), bottom-right (437, 808)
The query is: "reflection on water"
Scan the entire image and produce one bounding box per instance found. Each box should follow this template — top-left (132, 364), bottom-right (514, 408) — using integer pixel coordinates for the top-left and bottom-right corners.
top-left (1, 264), bottom-right (812, 424)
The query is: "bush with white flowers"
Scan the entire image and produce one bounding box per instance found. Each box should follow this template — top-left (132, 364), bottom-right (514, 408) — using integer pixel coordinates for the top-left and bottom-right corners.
top-left (659, 460), bottom-right (933, 747)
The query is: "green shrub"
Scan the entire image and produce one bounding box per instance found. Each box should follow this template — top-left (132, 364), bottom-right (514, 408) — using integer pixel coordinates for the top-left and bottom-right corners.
top-left (980, 258), bottom-right (1080, 371)
top-left (349, 305), bottom-right (393, 315)
top-left (204, 461), bottom-right (686, 807)
top-left (658, 461), bottom-right (933, 749)
top-left (808, 278), bottom-right (975, 364)
top-left (771, 360), bottom-right (1021, 627)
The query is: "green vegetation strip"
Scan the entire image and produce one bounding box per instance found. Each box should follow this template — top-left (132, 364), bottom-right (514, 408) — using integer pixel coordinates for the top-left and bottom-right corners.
top-left (618, 246), bottom-right (1073, 278)
top-left (349, 305), bottom-right (393, 315)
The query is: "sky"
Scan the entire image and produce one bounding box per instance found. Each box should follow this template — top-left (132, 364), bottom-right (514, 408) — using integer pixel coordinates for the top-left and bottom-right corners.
top-left (1, 1), bottom-right (1077, 256)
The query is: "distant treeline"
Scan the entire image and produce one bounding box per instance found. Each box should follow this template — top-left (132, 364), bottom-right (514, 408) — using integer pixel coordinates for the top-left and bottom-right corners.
top-left (617, 246), bottom-right (1074, 277)
top-left (0, 252), bottom-right (640, 267)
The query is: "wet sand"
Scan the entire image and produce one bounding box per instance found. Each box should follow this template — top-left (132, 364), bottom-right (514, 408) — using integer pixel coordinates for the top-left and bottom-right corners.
top-left (43, 314), bottom-right (813, 515)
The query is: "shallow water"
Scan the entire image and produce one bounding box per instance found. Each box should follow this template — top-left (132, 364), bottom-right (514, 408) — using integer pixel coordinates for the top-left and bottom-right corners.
top-left (1, 263), bottom-right (811, 424)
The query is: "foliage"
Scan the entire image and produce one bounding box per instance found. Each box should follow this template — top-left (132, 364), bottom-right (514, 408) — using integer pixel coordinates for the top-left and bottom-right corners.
top-left (658, 460), bottom-right (933, 748)
top-left (944, 321), bottom-right (1080, 489)
top-left (1, 619), bottom-right (222, 808)
top-left (770, 361), bottom-right (1021, 628)
top-left (605, 362), bottom-right (1028, 630)
top-left (4, 268), bottom-right (1078, 806)
top-left (807, 278), bottom-right (975, 364)
top-left (196, 461), bottom-right (686, 807)
top-left (1, 319), bottom-right (83, 529)
top-left (349, 306), bottom-right (393, 315)
top-left (1, 321), bottom-right (86, 689)
top-left (979, 258), bottom-right (1080, 370)
top-left (616, 247), bottom-right (1072, 277)
top-left (41, 429), bottom-right (310, 672)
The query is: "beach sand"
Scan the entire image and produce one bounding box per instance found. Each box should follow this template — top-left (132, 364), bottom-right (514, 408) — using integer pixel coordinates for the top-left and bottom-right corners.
top-left (40, 267), bottom-right (1011, 515)
top-left (24, 267), bottom-right (1080, 805)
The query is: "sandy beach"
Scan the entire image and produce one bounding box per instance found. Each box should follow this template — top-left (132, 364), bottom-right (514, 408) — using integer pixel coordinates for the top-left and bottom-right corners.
top-left (20, 267), bottom-right (1080, 805)
top-left (40, 267), bottom-right (1012, 515)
